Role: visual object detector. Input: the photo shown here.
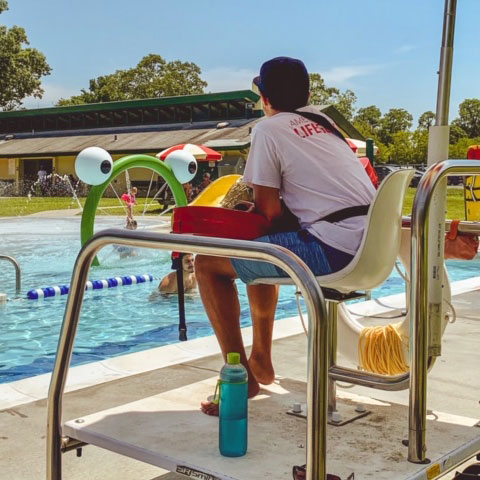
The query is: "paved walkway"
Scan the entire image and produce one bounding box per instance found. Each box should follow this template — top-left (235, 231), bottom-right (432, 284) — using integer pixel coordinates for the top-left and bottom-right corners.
top-left (26, 208), bottom-right (83, 217)
top-left (1, 287), bottom-right (479, 479)
top-left (25, 206), bottom-right (171, 218)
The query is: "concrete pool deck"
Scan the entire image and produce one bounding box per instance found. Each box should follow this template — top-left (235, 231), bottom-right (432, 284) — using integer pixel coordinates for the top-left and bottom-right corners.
top-left (1, 283), bottom-right (479, 479)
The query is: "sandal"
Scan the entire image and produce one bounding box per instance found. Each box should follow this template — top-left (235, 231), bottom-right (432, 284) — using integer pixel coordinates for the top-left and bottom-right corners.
top-left (453, 473), bottom-right (480, 479)
top-left (200, 379), bottom-right (221, 416)
top-left (462, 464), bottom-right (480, 476)
top-left (292, 465), bottom-right (353, 480)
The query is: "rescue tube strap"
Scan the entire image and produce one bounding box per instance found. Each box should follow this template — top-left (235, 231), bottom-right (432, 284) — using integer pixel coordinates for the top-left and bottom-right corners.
top-left (291, 109), bottom-right (371, 223)
top-left (293, 109), bottom-right (349, 145)
top-left (319, 205), bottom-right (370, 223)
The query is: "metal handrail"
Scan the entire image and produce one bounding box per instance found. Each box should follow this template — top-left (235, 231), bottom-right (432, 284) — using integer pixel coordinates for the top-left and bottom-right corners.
top-left (46, 230), bottom-right (328, 480)
top-left (0, 255), bottom-right (21, 294)
top-left (403, 217), bottom-right (480, 234)
top-left (409, 159), bottom-right (480, 463)
top-left (330, 365), bottom-right (409, 391)
top-left (329, 215), bottom-right (480, 393)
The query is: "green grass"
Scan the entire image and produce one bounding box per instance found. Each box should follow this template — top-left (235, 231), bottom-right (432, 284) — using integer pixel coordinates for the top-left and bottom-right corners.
top-left (0, 188), bottom-right (467, 219)
top-left (0, 197), bottom-right (169, 217)
top-left (403, 187), bottom-right (466, 219)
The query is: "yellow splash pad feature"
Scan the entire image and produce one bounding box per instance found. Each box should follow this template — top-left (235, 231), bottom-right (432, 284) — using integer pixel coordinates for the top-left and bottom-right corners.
top-left (189, 174), bottom-right (241, 207)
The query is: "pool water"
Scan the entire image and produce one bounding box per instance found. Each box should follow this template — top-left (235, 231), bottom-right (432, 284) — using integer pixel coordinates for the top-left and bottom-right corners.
top-left (0, 216), bottom-right (478, 384)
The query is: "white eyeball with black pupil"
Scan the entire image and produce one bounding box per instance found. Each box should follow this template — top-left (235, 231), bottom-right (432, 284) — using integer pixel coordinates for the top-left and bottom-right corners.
top-left (165, 150), bottom-right (197, 184)
top-left (75, 147), bottom-right (113, 185)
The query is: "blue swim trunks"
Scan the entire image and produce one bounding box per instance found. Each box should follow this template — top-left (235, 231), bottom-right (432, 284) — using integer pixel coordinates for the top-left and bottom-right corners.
top-left (231, 230), bottom-right (354, 284)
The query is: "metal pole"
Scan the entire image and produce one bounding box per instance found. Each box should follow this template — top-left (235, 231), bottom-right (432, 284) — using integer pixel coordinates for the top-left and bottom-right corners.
top-left (410, 1), bottom-right (458, 464)
top-left (176, 261), bottom-right (187, 341)
top-left (366, 139), bottom-right (375, 165)
top-left (0, 255), bottom-right (21, 294)
top-left (46, 230), bottom-right (328, 480)
top-left (409, 159), bottom-right (480, 463)
top-left (403, 217), bottom-right (480, 235)
top-left (327, 302), bottom-right (337, 414)
top-left (435, 0), bottom-right (457, 127)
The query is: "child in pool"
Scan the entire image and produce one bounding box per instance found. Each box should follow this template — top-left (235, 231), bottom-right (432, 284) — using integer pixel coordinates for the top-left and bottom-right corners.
top-left (115, 219), bottom-right (138, 258)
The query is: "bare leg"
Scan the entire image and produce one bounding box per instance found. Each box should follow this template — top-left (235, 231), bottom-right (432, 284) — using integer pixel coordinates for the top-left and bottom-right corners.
top-left (195, 255), bottom-right (260, 415)
top-left (247, 284), bottom-right (278, 385)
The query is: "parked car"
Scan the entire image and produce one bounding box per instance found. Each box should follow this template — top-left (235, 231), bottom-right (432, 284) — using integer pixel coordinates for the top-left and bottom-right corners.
top-left (373, 165), bottom-right (399, 185)
top-left (447, 175), bottom-right (463, 186)
top-left (374, 165), bottom-right (425, 187)
top-left (409, 170), bottom-right (424, 187)
top-left (413, 164), bottom-right (462, 185)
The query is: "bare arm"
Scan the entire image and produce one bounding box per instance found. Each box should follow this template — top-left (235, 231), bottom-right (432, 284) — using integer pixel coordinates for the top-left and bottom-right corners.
top-left (158, 272), bottom-right (178, 294)
top-left (253, 184), bottom-right (300, 232)
top-left (252, 185), bottom-right (282, 223)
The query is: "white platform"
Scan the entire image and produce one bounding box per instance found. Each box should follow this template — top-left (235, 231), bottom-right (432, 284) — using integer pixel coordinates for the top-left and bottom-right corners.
top-left (63, 377), bottom-right (480, 480)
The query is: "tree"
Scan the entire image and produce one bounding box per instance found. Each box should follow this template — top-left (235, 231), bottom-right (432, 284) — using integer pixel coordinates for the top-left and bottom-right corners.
top-left (309, 73), bottom-right (336, 106)
top-left (57, 54), bottom-right (207, 105)
top-left (449, 124), bottom-right (467, 144)
top-left (417, 111), bottom-right (435, 130)
top-left (0, 0), bottom-right (51, 110)
top-left (354, 106), bottom-right (382, 132)
top-left (308, 73), bottom-right (357, 121)
top-left (449, 136), bottom-right (480, 159)
top-left (452, 98), bottom-right (480, 138)
top-left (411, 129), bottom-right (429, 163)
top-left (385, 131), bottom-right (415, 164)
top-left (378, 108), bottom-right (413, 145)
top-left (334, 89), bottom-right (357, 122)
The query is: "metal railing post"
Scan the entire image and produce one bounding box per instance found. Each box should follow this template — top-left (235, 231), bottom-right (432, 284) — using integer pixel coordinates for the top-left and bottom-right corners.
top-left (46, 231), bottom-right (328, 480)
top-left (327, 302), bottom-right (338, 414)
top-left (0, 255), bottom-right (21, 294)
top-left (409, 159), bottom-right (480, 463)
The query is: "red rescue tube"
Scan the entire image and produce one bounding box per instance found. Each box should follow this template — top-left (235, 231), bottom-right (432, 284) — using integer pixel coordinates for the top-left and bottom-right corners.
top-left (172, 206), bottom-right (271, 240)
top-left (359, 156), bottom-right (378, 189)
top-left (467, 145), bottom-right (480, 160)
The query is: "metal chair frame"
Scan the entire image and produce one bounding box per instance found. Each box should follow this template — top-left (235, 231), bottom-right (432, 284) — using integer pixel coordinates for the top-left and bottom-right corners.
top-left (45, 159), bottom-right (480, 479)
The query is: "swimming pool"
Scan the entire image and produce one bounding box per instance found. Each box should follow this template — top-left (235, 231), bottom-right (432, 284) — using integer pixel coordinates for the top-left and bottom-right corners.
top-left (0, 216), bottom-right (478, 384)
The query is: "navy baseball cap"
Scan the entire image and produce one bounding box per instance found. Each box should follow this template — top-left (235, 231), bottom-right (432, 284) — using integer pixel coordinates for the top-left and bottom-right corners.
top-left (253, 56), bottom-right (310, 111)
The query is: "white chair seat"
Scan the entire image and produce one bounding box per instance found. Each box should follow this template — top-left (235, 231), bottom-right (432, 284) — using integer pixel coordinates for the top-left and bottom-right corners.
top-left (250, 169), bottom-right (415, 293)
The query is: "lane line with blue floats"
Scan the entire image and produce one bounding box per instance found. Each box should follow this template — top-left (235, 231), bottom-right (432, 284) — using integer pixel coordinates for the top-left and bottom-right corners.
top-left (25, 148), bottom-right (196, 301)
top-left (27, 274), bottom-right (156, 300)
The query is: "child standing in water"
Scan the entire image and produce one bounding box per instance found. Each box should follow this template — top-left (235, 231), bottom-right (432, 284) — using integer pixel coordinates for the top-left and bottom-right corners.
top-left (115, 219), bottom-right (138, 258)
top-left (122, 186), bottom-right (137, 222)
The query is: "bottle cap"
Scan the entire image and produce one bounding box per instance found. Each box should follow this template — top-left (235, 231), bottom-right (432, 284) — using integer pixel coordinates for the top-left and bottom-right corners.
top-left (227, 352), bottom-right (241, 364)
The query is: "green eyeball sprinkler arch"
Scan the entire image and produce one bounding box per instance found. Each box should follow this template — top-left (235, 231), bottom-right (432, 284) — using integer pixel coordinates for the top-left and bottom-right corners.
top-left (76, 147), bottom-right (196, 341)
top-left (76, 147), bottom-right (194, 266)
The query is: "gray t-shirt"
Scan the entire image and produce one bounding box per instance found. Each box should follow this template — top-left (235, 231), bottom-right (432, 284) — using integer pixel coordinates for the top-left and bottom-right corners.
top-left (243, 106), bottom-right (376, 255)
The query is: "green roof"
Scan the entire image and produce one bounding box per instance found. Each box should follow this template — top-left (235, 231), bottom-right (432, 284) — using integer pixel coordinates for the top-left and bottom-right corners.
top-left (0, 90), bottom-right (261, 119)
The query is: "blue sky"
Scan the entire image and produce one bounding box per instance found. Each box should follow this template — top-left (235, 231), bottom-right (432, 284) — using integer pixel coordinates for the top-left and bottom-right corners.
top-left (3, 0), bottom-right (479, 124)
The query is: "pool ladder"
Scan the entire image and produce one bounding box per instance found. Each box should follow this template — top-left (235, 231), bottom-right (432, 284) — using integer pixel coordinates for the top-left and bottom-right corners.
top-left (0, 255), bottom-right (21, 299)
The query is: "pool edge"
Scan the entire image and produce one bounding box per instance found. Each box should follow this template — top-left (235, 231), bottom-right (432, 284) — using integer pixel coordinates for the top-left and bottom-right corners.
top-left (1, 275), bottom-right (479, 410)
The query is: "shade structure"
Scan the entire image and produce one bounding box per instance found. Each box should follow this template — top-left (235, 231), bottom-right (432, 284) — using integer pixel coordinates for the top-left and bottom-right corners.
top-left (346, 138), bottom-right (359, 154)
top-left (346, 138), bottom-right (379, 158)
top-left (156, 144), bottom-right (222, 162)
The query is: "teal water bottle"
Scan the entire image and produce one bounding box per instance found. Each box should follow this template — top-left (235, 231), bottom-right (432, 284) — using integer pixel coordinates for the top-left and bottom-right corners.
top-left (219, 352), bottom-right (248, 457)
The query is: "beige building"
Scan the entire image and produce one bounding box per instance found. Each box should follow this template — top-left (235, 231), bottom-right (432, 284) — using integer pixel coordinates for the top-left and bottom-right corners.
top-left (0, 90), bottom-right (363, 195)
